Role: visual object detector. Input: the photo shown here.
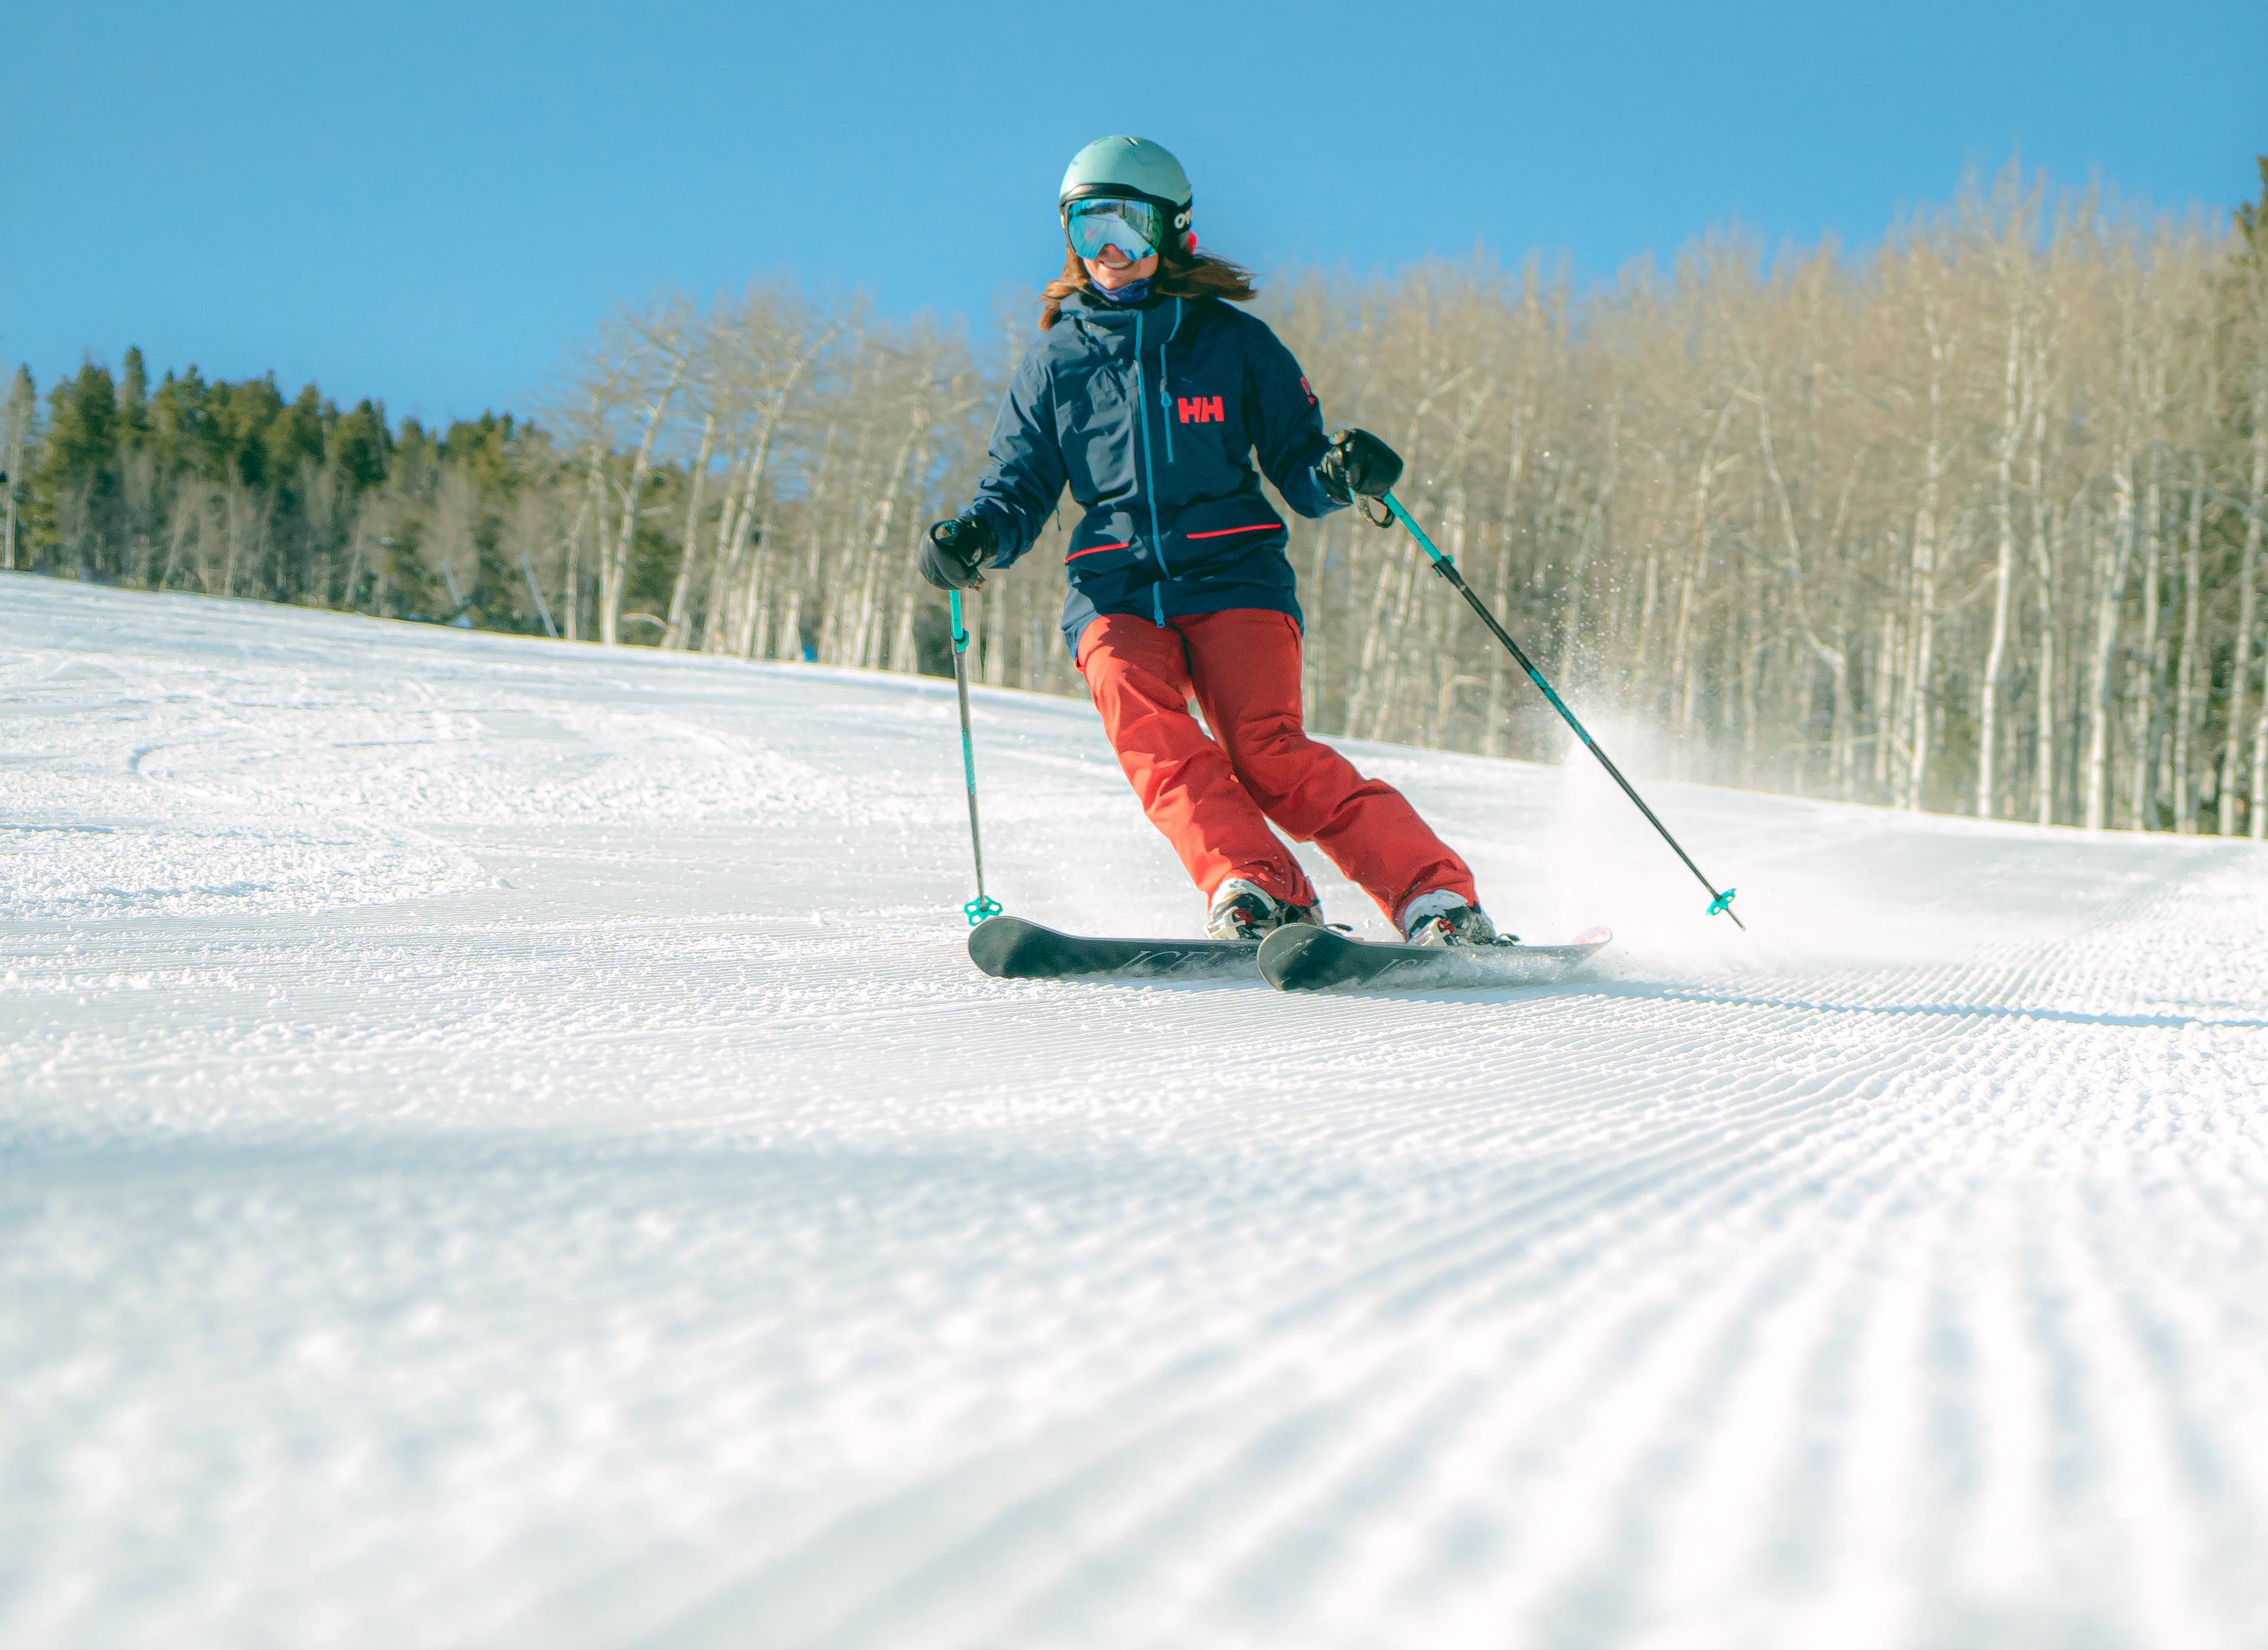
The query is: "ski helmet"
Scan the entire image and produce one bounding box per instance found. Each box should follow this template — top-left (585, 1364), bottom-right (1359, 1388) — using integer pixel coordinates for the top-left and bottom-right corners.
top-left (1059, 136), bottom-right (1195, 253)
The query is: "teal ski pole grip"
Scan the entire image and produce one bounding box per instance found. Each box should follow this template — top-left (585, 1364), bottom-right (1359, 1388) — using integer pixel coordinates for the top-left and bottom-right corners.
top-left (1380, 491), bottom-right (1744, 932)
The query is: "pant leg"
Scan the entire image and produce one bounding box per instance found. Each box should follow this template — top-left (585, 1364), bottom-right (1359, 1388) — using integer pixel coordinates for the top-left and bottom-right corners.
top-left (1178, 608), bottom-right (1477, 924)
top-left (1075, 614), bottom-right (1318, 906)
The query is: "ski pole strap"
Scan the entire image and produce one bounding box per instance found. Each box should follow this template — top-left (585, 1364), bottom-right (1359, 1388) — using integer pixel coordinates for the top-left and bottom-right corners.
top-left (1378, 489), bottom-right (1746, 932)
top-left (950, 589), bottom-right (970, 654)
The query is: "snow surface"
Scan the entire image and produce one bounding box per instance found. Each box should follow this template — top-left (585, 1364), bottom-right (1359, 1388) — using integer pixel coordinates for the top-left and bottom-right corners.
top-left (3, 574), bottom-right (2265, 1650)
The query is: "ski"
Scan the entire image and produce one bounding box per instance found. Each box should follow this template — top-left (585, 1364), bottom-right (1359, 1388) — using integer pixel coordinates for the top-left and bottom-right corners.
top-left (1257, 922), bottom-right (1612, 993)
top-left (968, 914), bottom-right (1261, 981)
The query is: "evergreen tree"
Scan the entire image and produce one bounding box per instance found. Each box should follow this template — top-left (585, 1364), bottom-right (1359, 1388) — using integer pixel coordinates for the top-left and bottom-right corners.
top-left (34, 361), bottom-right (122, 574)
top-left (328, 399), bottom-right (391, 492)
top-left (119, 346), bottom-right (151, 449)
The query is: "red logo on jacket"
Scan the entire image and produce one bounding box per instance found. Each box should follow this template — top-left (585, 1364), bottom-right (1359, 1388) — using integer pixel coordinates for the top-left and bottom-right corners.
top-left (1177, 394), bottom-right (1225, 425)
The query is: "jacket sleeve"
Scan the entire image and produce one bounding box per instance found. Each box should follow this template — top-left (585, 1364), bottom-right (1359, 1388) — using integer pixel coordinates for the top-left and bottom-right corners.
top-left (1244, 321), bottom-right (1344, 521)
top-left (962, 347), bottom-right (1064, 568)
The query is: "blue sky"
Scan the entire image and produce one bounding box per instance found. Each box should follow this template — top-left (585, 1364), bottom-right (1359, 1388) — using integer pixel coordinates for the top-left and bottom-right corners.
top-left (5, 0), bottom-right (2261, 428)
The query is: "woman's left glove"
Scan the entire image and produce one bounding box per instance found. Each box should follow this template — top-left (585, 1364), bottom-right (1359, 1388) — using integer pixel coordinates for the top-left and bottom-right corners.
top-left (1319, 428), bottom-right (1404, 503)
top-left (919, 517), bottom-right (996, 590)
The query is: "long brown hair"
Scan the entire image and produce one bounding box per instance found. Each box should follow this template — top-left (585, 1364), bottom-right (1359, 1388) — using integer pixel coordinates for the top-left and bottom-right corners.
top-left (1039, 234), bottom-right (1259, 330)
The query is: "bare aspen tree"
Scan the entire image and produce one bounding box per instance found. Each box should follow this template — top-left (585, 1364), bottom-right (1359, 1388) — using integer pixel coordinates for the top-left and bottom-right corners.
top-left (2128, 440), bottom-right (2164, 831)
top-left (659, 409), bottom-right (717, 649)
top-left (1897, 263), bottom-right (1955, 811)
top-left (1979, 189), bottom-right (2037, 819)
top-left (2235, 233), bottom-right (2268, 838)
top-left (525, 190), bottom-right (2237, 836)
top-left (2220, 369), bottom-right (2264, 835)
top-left (2174, 448), bottom-right (2208, 832)
top-left (582, 298), bottom-right (693, 646)
top-left (700, 288), bottom-right (838, 657)
top-left (544, 384), bottom-right (629, 644)
top-left (69, 160), bottom-right (2222, 838)
top-left (2085, 273), bottom-right (2144, 831)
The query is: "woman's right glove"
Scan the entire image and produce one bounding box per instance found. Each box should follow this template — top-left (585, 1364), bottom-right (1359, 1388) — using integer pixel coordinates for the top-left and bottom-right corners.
top-left (919, 517), bottom-right (996, 590)
top-left (1318, 428), bottom-right (1404, 504)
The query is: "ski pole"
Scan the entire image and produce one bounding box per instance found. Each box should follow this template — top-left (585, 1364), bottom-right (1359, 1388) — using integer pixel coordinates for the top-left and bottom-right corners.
top-left (1379, 490), bottom-right (1744, 931)
top-left (948, 589), bottom-right (1002, 926)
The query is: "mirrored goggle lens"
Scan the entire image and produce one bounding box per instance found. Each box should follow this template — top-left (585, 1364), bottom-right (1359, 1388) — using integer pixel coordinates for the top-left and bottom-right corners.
top-left (1065, 198), bottom-right (1164, 260)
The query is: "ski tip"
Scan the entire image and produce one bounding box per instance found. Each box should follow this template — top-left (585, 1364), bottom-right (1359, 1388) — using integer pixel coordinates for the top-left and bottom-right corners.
top-left (1573, 925), bottom-right (1613, 948)
top-left (966, 913), bottom-right (1031, 977)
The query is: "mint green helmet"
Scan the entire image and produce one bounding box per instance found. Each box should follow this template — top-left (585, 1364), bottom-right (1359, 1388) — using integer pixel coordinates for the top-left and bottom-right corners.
top-left (1059, 136), bottom-right (1195, 248)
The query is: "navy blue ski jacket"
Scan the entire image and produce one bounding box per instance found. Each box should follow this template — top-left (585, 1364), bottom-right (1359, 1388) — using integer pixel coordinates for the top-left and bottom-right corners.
top-left (960, 289), bottom-right (1346, 653)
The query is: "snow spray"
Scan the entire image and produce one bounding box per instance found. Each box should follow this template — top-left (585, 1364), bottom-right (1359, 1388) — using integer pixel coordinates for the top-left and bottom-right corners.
top-left (1379, 490), bottom-right (1745, 931)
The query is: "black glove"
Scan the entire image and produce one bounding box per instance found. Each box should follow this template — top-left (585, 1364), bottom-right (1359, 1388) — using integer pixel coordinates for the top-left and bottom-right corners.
top-left (919, 516), bottom-right (996, 591)
top-left (1318, 428), bottom-right (1403, 504)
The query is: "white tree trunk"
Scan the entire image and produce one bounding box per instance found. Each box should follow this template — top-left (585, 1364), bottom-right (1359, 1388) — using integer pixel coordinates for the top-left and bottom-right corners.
top-left (1901, 308), bottom-right (1951, 812)
top-left (660, 411), bottom-right (716, 649)
top-left (2084, 440), bottom-right (2136, 830)
top-left (984, 568), bottom-right (1011, 687)
top-left (2029, 399), bottom-right (2057, 826)
top-left (1481, 406), bottom-right (1526, 757)
top-left (2127, 444), bottom-right (2163, 830)
top-left (2246, 399), bottom-right (2268, 839)
top-left (1978, 302), bottom-right (2028, 819)
top-left (2219, 380), bottom-right (2265, 834)
top-left (2174, 464), bottom-right (2205, 832)
top-left (714, 333), bottom-right (829, 656)
top-left (1903, 503), bottom-right (1939, 810)
top-left (600, 356), bottom-right (684, 646)
top-left (697, 442), bottom-right (752, 653)
top-left (728, 423), bottom-right (787, 657)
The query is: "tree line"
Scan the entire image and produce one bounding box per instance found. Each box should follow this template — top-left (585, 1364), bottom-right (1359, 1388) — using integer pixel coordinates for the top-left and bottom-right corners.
top-left (6, 158), bottom-right (2265, 836)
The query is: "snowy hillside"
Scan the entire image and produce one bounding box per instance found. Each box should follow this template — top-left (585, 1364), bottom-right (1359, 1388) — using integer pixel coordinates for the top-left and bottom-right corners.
top-left (4, 575), bottom-right (2265, 1649)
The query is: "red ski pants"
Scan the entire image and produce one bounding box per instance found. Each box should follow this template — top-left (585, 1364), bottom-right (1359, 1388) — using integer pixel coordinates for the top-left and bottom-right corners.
top-left (1075, 608), bottom-right (1476, 922)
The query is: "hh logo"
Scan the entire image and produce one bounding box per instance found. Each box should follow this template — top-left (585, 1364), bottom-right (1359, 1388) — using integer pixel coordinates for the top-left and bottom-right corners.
top-left (1177, 394), bottom-right (1225, 425)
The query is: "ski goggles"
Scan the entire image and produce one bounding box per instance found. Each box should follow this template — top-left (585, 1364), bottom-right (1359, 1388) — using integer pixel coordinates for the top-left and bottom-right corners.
top-left (1064, 196), bottom-right (1166, 262)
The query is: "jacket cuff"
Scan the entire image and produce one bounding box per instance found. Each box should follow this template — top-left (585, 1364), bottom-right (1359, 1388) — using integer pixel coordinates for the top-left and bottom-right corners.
top-left (1286, 465), bottom-right (1349, 520)
top-left (964, 501), bottom-right (1018, 566)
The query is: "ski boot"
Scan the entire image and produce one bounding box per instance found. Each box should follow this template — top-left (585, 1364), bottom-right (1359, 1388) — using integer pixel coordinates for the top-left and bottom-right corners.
top-left (1401, 889), bottom-right (1513, 947)
top-left (1206, 878), bottom-right (1324, 942)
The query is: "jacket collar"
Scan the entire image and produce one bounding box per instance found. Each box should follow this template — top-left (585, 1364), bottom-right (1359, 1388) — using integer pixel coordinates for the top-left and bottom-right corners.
top-left (1061, 291), bottom-right (1197, 359)
top-left (1061, 288), bottom-right (1168, 327)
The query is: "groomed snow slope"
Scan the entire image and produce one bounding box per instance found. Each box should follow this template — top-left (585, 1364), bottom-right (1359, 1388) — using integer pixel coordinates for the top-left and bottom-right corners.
top-left (3, 575), bottom-right (2264, 1650)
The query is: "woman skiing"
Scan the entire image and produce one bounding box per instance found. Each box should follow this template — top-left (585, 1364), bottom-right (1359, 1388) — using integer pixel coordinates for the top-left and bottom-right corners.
top-left (920, 135), bottom-right (1501, 947)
